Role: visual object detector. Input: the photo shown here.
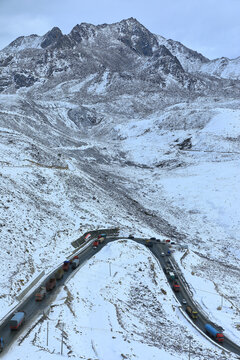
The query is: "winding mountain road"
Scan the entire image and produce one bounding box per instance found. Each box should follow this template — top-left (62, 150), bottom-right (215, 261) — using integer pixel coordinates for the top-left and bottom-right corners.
top-left (0, 235), bottom-right (239, 357)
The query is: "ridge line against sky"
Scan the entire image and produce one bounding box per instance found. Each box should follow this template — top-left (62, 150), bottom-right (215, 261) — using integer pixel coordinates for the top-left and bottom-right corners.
top-left (0, 0), bottom-right (240, 60)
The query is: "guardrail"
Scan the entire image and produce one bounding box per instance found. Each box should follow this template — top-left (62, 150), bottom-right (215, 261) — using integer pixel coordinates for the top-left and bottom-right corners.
top-left (0, 228), bottom-right (119, 330)
top-left (71, 228), bottom-right (119, 248)
top-left (178, 307), bottom-right (230, 354)
top-left (0, 238), bottom-right (92, 330)
top-left (170, 254), bottom-right (221, 328)
top-left (16, 271), bottom-right (45, 302)
top-left (152, 247), bottom-right (231, 354)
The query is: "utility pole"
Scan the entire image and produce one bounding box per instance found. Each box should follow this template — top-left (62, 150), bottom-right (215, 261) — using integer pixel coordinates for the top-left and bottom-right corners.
top-left (60, 322), bottom-right (64, 355)
top-left (47, 321), bottom-right (49, 347)
top-left (109, 262), bottom-right (112, 276)
top-left (188, 336), bottom-right (192, 360)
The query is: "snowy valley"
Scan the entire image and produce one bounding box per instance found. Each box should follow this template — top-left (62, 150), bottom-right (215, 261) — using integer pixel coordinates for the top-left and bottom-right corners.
top-left (0, 18), bottom-right (239, 359)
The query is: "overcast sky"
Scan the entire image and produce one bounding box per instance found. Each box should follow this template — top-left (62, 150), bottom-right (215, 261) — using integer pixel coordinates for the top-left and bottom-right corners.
top-left (0, 0), bottom-right (239, 59)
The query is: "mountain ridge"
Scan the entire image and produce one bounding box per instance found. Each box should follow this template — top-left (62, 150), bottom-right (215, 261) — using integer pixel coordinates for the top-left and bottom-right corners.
top-left (0, 18), bottom-right (239, 108)
top-left (1, 17), bottom-right (240, 82)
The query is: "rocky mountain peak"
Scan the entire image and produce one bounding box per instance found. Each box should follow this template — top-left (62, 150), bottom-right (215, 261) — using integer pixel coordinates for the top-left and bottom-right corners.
top-left (40, 26), bottom-right (71, 49)
top-left (69, 23), bottom-right (97, 43)
top-left (0, 18), bottom-right (239, 96)
top-left (116, 17), bottom-right (158, 56)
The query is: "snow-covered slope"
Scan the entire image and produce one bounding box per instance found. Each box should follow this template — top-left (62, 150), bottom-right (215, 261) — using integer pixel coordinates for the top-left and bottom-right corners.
top-left (0, 18), bottom-right (240, 359)
top-left (157, 34), bottom-right (240, 80)
top-left (156, 35), bottom-right (210, 72)
top-left (200, 56), bottom-right (240, 80)
top-left (6, 240), bottom-right (237, 360)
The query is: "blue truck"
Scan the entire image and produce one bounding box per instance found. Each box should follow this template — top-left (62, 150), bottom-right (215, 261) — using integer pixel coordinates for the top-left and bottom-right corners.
top-left (204, 323), bottom-right (224, 343)
top-left (9, 311), bottom-right (26, 330)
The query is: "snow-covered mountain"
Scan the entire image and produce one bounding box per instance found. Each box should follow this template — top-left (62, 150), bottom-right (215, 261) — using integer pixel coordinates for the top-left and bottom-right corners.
top-left (157, 34), bottom-right (240, 80)
top-left (0, 18), bottom-right (240, 359)
top-left (0, 17), bottom-right (239, 100)
top-left (200, 56), bottom-right (240, 80)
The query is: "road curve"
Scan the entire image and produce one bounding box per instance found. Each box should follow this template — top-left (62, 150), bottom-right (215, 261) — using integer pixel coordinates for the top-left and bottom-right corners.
top-left (0, 235), bottom-right (239, 357)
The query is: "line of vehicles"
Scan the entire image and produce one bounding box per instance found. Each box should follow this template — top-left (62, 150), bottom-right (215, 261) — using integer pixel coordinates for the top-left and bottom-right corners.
top-left (162, 244), bottom-right (225, 344)
top-left (0, 234), bottom-right (226, 353)
top-left (92, 234), bottom-right (106, 249)
top-left (0, 234), bottom-right (108, 353)
top-left (0, 253), bottom-right (84, 352)
top-left (139, 236), bottom-right (226, 345)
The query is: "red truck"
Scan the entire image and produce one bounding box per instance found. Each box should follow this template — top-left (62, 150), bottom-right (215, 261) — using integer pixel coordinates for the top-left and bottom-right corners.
top-left (9, 311), bottom-right (26, 330)
top-left (35, 286), bottom-right (47, 301)
top-left (93, 240), bottom-right (99, 248)
top-left (173, 281), bottom-right (180, 292)
top-left (84, 233), bottom-right (91, 241)
top-left (46, 278), bottom-right (56, 291)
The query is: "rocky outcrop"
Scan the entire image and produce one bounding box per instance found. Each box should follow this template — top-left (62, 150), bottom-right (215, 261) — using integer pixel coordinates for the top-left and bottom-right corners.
top-left (13, 73), bottom-right (38, 88)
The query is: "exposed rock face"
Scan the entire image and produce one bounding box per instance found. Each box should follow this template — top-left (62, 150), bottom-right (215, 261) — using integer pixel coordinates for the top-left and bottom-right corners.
top-left (14, 73), bottom-right (37, 88)
top-left (0, 17), bottom-right (239, 108)
top-left (117, 18), bottom-right (158, 56)
top-left (41, 27), bottom-right (65, 48)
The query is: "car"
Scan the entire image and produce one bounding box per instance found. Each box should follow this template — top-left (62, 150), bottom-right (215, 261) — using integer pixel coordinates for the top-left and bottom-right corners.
top-left (182, 298), bottom-right (187, 305)
top-left (161, 252), bottom-right (165, 257)
top-left (150, 237), bottom-right (156, 240)
top-left (128, 234), bottom-right (134, 239)
top-left (156, 239), bottom-right (161, 243)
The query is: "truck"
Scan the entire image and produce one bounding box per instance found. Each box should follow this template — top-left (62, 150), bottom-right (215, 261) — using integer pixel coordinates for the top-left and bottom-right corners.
top-left (35, 286), bottom-right (47, 301)
top-left (98, 233), bottom-right (106, 239)
top-left (145, 239), bottom-right (153, 248)
top-left (169, 272), bottom-right (175, 280)
top-left (62, 261), bottom-right (70, 271)
top-left (46, 278), bottom-right (56, 291)
top-left (173, 281), bottom-right (180, 292)
top-left (98, 234), bottom-right (106, 243)
top-left (186, 306), bottom-right (198, 319)
top-left (205, 323), bottom-right (224, 343)
top-left (55, 268), bottom-right (64, 280)
top-left (9, 311), bottom-right (26, 330)
top-left (93, 240), bottom-right (99, 248)
top-left (84, 233), bottom-right (91, 241)
top-left (72, 258), bottom-right (80, 269)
